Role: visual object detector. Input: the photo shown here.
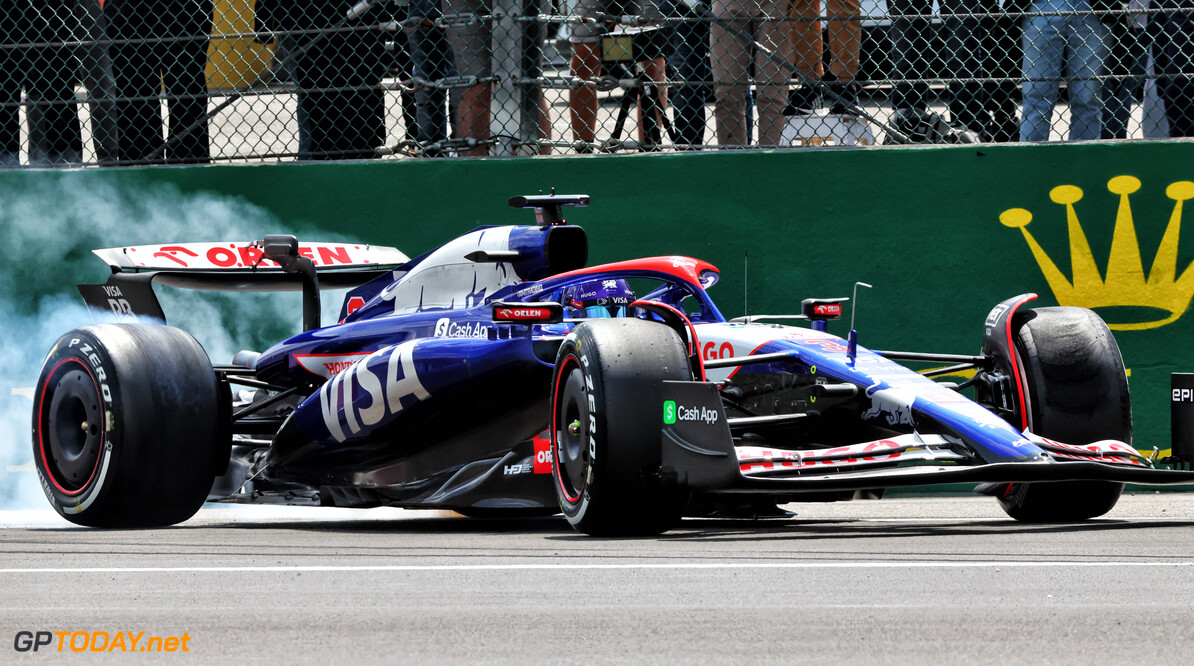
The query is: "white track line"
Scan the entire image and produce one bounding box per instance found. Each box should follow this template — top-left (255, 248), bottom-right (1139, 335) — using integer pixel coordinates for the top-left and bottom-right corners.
top-left (1, 561), bottom-right (1192, 575)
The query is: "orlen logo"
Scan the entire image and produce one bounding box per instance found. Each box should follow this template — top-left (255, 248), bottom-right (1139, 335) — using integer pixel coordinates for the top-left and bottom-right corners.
top-left (203, 244), bottom-right (354, 268)
top-left (814, 303), bottom-right (842, 317)
top-left (532, 432), bottom-right (552, 474)
top-left (496, 307), bottom-right (550, 320)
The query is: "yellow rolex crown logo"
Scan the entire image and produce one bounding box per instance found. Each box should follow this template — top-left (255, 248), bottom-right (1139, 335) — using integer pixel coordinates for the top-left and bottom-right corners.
top-left (1000, 176), bottom-right (1194, 330)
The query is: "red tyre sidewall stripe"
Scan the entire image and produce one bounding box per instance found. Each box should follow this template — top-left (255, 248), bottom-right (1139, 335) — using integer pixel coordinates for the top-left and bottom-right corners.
top-left (37, 357), bottom-right (105, 497)
top-left (1005, 295), bottom-right (1037, 431)
top-left (551, 354), bottom-right (583, 505)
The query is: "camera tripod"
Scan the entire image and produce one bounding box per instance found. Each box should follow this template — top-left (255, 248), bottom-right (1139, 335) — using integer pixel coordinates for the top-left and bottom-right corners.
top-left (602, 60), bottom-right (679, 152)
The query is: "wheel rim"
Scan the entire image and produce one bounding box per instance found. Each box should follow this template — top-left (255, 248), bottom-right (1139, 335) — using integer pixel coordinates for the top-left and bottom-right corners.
top-left (553, 358), bottom-right (589, 504)
top-left (38, 359), bottom-right (104, 495)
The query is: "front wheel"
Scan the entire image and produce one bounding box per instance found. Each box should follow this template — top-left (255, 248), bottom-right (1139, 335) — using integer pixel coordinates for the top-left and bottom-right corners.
top-left (551, 319), bottom-right (691, 536)
top-left (997, 307), bottom-right (1129, 522)
top-left (32, 324), bottom-right (222, 527)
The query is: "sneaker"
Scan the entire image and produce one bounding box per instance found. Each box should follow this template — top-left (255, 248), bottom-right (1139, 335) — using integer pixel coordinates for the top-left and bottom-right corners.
top-left (828, 81), bottom-right (860, 115)
top-left (784, 85), bottom-right (821, 115)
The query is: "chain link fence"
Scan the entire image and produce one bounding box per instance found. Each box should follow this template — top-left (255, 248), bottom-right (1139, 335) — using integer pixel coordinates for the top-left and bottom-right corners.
top-left (1, 0), bottom-right (1191, 165)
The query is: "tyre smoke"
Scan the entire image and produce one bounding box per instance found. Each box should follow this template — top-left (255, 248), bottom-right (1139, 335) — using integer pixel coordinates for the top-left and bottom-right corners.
top-left (0, 174), bottom-right (348, 511)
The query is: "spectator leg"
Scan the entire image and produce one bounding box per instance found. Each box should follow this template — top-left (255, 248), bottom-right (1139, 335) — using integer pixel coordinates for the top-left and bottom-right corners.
top-left (1065, 13), bottom-right (1109, 141)
top-left (889, 0), bottom-right (933, 113)
top-left (754, 0), bottom-right (792, 147)
top-left (1166, 76), bottom-right (1194, 135)
top-left (456, 84), bottom-right (491, 155)
top-left (711, 0), bottom-right (755, 147)
top-left (26, 0), bottom-right (82, 165)
top-left (984, 3), bottom-right (1022, 140)
top-left (1019, 9), bottom-right (1064, 141)
top-left (635, 56), bottom-right (669, 146)
top-left (0, 7), bottom-right (24, 164)
top-left (1154, 0), bottom-right (1194, 137)
top-left (1101, 21), bottom-right (1143, 139)
top-left (275, 35), bottom-right (312, 156)
top-left (163, 32), bottom-right (211, 164)
top-left (668, 1), bottom-right (712, 148)
top-left (569, 41), bottom-right (602, 145)
top-left (111, 39), bottom-right (165, 163)
top-left (826, 0), bottom-right (861, 82)
top-left (445, 0), bottom-right (491, 155)
top-left (942, 0), bottom-right (987, 132)
top-left (789, 0), bottom-right (825, 98)
top-left (74, 0), bottom-right (121, 163)
top-left (410, 23), bottom-right (456, 150)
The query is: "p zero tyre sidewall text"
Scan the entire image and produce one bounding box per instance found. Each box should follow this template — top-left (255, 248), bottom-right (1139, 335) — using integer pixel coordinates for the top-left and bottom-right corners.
top-left (34, 332), bottom-right (122, 519)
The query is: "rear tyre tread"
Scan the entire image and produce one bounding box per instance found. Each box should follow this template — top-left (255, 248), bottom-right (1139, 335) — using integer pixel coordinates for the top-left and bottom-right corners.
top-left (33, 324), bottom-right (221, 528)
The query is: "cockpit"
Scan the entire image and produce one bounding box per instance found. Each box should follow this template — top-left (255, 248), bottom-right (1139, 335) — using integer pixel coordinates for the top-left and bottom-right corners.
top-left (563, 278), bottom-right (636, 319)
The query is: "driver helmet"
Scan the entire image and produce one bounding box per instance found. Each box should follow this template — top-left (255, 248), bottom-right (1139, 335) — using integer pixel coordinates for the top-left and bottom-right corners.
top-left (564, 278), bottom-right (636, 318)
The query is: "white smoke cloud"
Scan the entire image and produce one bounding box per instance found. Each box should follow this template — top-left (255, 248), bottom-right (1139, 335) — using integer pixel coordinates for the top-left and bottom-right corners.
top-left (0, 174), bottom-right (350, 510)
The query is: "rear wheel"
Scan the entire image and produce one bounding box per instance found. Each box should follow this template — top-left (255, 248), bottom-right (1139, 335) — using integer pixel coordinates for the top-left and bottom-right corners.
top-left (551, 318), bottom-right (691, 536)
top-left (32, 324), bottom-right (222, 527)
top-left (997, 307), bottom-right (1129, 522)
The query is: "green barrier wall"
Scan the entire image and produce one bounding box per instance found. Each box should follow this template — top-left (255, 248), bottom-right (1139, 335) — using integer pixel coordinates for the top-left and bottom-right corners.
top-left (5, 140), bottom-right (1194, 456)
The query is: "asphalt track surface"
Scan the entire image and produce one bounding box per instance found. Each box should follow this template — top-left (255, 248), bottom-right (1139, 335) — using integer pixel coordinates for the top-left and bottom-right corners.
top-left (3, 493), bottom-right (1194, 664)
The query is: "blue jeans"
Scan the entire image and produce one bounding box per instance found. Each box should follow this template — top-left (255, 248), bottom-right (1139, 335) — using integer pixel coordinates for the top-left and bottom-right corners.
top-left (1019, 0), bottom-right (1109, 141)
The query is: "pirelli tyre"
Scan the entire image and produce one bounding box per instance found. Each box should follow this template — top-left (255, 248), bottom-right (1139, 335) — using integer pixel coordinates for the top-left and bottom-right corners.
top-left (32, 324), bottom-right (221, 528)
top-left (999, 307), bottom-right (1129, 522)
top-left (551, 318), bottom-right (691, 536)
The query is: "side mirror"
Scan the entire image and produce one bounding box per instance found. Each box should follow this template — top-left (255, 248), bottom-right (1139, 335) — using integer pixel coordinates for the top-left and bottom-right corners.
top-left (801, 298), bottom-right (847, 321)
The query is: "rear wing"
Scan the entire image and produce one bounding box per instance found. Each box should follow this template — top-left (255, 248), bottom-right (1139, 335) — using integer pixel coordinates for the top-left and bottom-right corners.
top-left (78, 237), bottom-right (408, 330)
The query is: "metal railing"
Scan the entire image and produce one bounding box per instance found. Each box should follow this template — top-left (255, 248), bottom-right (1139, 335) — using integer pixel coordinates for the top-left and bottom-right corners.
top-left (0, 0), bottom-right (1190, 165)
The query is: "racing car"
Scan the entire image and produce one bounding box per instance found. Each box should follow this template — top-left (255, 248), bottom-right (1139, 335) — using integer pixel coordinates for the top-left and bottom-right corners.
top-left (32, 193), bottom-right (1194, 535)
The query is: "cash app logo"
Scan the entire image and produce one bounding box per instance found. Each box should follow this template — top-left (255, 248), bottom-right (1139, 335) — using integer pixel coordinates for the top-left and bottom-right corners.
top-left (663, 400), bottom-right (677, 425)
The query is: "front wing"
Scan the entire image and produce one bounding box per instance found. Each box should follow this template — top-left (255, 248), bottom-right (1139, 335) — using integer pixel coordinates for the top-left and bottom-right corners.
top-left (659, 381), bottom-right (1194, 494)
